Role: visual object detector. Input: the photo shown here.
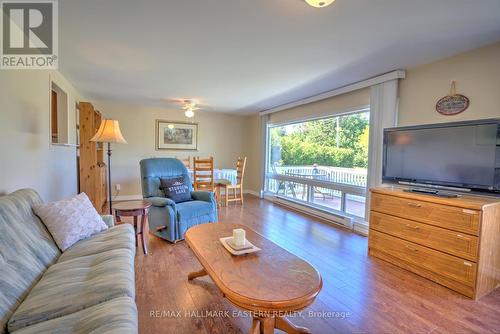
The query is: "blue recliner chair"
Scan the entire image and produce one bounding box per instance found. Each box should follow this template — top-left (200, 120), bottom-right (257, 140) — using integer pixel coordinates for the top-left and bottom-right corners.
top-left (140, 158), bottom-right (217, 242)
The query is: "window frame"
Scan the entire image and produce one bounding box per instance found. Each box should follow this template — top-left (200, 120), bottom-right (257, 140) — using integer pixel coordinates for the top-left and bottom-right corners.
top-left (264, 107), bottom-right (370, 224)
top-left (50, 80), bottom-right (70, 145)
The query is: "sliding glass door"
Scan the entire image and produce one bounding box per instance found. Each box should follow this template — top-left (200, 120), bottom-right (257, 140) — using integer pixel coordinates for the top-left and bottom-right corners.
top-left (265, 110), bottom-right (369, 220)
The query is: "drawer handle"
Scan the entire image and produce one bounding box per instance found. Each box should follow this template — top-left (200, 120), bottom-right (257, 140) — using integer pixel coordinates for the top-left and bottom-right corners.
top-left (463, 261), bottom-right (472, 267)
top-left (405, 224), bottom-right (420, 230)
top-left (407, 202), bottom-right (422, 208)
top-left (405, 245), bottom-right (418, 252)
top-left (456, 234), bottom-right (468, 240)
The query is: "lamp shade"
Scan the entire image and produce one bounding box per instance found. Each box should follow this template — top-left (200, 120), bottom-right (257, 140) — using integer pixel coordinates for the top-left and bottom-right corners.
top-left (305, 0), bottom-right (334, 7)
top-left (90, 119), bottom-right (127, 144)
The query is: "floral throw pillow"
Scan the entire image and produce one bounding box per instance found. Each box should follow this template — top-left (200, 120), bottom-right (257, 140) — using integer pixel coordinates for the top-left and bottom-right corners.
top-left (33, 193), bottom-right (108, 251)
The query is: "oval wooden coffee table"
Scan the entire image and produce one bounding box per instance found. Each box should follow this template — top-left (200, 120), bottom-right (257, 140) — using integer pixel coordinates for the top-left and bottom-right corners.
top-left (185, 223), bottom-right (322, 334)
top-left (114, 200), bottom-right (151, 255)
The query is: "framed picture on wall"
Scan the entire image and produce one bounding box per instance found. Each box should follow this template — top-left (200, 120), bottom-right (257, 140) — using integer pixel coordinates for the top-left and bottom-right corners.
top-left (156, 120), bottom-right (198, 150)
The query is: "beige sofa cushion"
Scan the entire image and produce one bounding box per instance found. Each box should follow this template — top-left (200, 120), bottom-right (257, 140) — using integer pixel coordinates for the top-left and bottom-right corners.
top-left (0, 189), bottom-right (61, 333)
top-left (8, 248), bottom-right (135, 332)
top-left (11, 296), bottom-right (137, 334)
top-left (58, 224), bottom-right (135, 262)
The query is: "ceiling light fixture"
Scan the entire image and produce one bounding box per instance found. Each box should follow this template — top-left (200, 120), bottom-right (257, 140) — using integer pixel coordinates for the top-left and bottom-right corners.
top-left (182, 99), bottom-right (199, 118)
top-left (305, 0), bottom-right (335, 8)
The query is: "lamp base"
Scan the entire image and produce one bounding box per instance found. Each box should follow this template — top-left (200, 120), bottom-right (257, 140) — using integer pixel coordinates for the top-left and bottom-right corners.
top-left (107, 142), bottom-right (113, 215)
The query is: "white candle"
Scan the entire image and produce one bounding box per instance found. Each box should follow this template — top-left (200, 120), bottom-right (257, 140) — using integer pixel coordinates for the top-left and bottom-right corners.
top-left (233, 228), bottom-right (246, 247)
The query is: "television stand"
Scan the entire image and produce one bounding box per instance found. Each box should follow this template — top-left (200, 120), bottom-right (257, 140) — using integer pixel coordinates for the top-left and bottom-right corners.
top-left (405, 187), bottom-right (459, 198)
top-left (369, 187), bottom-right (500, 299)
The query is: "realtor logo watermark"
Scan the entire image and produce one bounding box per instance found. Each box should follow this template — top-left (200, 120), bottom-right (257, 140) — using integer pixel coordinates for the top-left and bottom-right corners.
top-left (1, 0), bottom-right (58, 69)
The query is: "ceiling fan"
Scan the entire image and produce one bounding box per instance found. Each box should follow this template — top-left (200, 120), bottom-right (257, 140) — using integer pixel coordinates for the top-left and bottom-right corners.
top-left (181, 99), bottom-right (200, 118)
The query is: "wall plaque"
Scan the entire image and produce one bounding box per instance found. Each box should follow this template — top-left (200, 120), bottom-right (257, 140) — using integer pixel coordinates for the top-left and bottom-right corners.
top-left (436, 81), bottom-right (469, 116)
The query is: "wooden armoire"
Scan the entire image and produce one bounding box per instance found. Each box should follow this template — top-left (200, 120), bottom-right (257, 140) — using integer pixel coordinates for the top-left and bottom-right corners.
top-left (78, 102), bottom-right (107, 212)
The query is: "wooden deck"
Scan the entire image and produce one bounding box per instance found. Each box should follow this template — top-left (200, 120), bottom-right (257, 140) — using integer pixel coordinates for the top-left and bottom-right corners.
top-left (134, 195), bottom-right (500, 334)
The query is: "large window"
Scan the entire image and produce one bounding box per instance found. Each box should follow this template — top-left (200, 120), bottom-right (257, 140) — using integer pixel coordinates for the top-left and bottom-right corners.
top-left (265, 110), bottom-right (369, 220)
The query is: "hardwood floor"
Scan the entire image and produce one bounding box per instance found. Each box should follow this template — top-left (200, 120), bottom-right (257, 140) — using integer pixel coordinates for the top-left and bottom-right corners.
top-left (133, 195), bottom-right (500, 334)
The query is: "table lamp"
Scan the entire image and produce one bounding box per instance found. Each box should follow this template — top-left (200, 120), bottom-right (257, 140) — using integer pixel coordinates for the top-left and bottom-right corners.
top-left (90, 119), bottom-right (127, 214)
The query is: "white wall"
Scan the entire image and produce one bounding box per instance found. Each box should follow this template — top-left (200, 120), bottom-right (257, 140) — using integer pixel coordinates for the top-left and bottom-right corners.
top-left (95, 100), bottom-right (248, 197)
top-left (398, 42), bottom-right (500, 126)
top-left (246, 42), bottom-right (500, 194)
top-left (0, 70), bottom-right (82, 201)
top-left (242, 114), bottom-right (262, 194)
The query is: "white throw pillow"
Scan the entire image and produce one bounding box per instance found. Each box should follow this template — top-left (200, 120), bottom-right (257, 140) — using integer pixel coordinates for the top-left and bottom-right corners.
top-left (33, 193), bottom-right (108, 251)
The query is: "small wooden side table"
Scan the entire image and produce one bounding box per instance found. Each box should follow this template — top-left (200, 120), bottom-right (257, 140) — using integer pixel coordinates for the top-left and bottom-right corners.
top-left (114, 200), bottom-right (152, 255)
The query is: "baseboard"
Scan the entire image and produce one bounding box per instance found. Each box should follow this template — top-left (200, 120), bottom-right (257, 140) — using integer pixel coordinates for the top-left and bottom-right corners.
top-left (353, 222), bottom-right (369, 236)
top-left (271, 196), bottom-right (353, 229)
top-left (264, 194), bottom-right (369, 236)
top-left (115, 190), bottom-right (260, 202)
top-left (244, 189), bottom-right (260, 197)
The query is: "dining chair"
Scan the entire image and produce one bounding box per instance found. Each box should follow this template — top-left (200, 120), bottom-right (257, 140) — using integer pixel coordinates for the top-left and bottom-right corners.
top-left (193, 156), bottom-right (215, 190)
top-left (217, 157), bottom-right (247, 206)
top-left (193, 157), bottom-right (220, 207)
top-left (178, 156), bottom-right (191, 169)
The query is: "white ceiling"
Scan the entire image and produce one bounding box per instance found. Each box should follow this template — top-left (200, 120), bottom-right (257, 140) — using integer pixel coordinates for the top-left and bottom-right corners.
top-left (59, 0), bottom-right (500, 114)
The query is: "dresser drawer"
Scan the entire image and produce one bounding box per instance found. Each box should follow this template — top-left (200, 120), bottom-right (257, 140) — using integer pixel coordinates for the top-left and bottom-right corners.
top-left (370, 212), bottom-right (479, 261)
top-left (369, 230), bottom-right (477, 287)
top-left (371, 193), bottom-right (480, 235)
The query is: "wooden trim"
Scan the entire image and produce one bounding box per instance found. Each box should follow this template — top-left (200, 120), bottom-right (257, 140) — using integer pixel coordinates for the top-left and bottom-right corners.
top-left (51, 90), bottom-right (58, 142)
top-left (50, 143), bottom-right (79, 148)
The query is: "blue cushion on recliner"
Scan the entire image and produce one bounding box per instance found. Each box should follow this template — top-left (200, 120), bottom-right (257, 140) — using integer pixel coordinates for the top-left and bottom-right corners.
top-left (176, 200), bottom-right (214, 221)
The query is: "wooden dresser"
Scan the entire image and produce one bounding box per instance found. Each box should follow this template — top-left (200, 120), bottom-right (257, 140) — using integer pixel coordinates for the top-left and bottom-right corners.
top-left (368, 187), bottom-right (500, 299)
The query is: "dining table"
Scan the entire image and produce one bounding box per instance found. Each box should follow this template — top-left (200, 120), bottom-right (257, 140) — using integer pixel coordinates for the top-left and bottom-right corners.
top-left (188, 168), bottom-right (238, 186)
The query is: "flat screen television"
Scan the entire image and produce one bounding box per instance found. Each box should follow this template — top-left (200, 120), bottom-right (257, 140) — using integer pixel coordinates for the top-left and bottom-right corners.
top-left (383, 119), bottom-right (500, 195)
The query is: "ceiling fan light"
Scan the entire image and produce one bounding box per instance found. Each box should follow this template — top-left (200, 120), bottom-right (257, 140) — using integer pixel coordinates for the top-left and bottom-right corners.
top-left (185, 109), bottom-right (195, 118)
top-left (305, 0), bottom-right (335, 8)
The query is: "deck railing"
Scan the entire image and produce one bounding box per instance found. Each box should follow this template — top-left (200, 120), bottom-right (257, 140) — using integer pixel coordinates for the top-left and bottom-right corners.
top-left (273, 165), bottom-right (367, 187)
top-left (265, 165), bottom-right (368, 218)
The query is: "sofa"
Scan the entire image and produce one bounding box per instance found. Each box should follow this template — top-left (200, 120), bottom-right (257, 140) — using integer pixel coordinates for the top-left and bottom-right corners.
top-left (140, 158), bottom-right (217, 243)
top-left (0, 189), bottom-right (137, 334)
